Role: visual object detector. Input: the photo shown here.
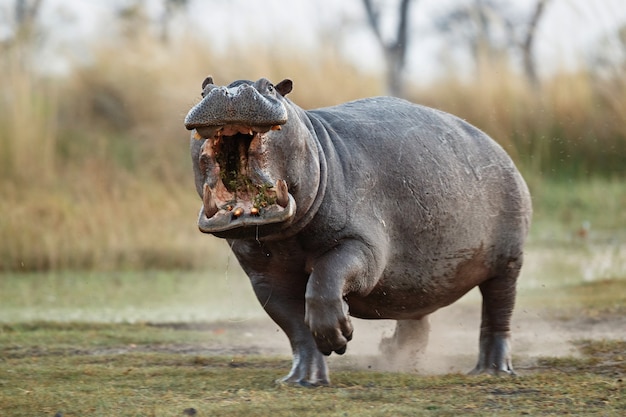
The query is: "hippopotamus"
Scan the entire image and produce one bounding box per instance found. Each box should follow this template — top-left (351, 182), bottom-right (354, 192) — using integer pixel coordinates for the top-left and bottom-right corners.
top-left (184, 77), bottom-right (532, 386)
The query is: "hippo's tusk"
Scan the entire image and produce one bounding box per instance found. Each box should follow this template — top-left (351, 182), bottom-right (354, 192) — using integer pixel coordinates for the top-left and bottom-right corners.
top-left (203, 184), bottom-right (218, 218)
top-left (193, 130), bottom-right (203, 140)
top-left (271, 125), bottom-right (282, 131)
top-left (276, 179), bottom-right (289, 208)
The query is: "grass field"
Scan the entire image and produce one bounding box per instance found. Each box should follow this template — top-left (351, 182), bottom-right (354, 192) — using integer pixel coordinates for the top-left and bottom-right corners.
top-left (0, 327), bottom-right (624, 416)
top-left (1, 249), bottom-right (625, 416)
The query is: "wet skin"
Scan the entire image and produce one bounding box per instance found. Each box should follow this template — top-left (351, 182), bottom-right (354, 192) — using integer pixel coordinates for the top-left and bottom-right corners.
top-left (184, 78), bottom-right (532, 385)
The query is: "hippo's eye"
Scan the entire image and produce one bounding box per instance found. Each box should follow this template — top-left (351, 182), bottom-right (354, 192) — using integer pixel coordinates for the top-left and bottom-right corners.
top-left (267, 84), bottom-right (274, 93)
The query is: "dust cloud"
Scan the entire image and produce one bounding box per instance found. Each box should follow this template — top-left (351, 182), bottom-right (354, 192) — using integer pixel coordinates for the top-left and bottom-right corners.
top-left (199, 270), bottom-right (626, 377)
top-left (330, 300), bottom-right (580, 375)
top-left (225, 291), bottom-right (623, 376)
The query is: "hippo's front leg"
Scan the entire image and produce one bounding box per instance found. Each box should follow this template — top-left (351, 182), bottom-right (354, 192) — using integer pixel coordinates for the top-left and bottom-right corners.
top-left (305, 242), bottom-right (375, 355)
top-left (233, 240), bottom-right (331, 386)
top-left (249, 273), bottom-right (330, 386)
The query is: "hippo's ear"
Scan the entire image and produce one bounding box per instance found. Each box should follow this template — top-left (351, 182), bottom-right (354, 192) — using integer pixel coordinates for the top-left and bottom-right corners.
top-left (275, 79), bottom-right (293, 97)
top-left (201, 76), bottom-right (214, 90)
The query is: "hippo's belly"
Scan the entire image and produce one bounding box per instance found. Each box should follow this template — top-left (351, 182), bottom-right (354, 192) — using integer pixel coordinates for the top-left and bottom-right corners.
top-left (345, 246), bottom-right (494, 320)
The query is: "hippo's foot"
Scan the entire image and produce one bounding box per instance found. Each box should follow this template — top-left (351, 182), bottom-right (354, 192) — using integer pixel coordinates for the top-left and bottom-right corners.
top-left (469, 331), bottom-right (515, 376)
top-left (304, 296), bottom-right (353, 356)
top-left (277, 348), bottom-right (330, 387)
top-left (379, 318), bottom-right (430, 371)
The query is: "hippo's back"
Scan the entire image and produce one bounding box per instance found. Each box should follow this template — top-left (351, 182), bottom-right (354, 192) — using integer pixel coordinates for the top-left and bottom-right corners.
top-left (308, 97), bottom-right (531, 297)
top-left (309, 96), bottom-right (531, 220)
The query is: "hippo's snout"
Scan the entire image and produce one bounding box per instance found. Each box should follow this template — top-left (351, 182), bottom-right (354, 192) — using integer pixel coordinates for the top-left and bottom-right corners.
top-left (185, 78), bottom-right (297, 238)
top-left (184, 81), bottom-right (288, 130)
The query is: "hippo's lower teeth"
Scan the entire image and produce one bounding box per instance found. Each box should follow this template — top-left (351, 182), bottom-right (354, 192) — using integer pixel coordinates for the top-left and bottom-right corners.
top-left (232, 207), bottom-right (244, 218)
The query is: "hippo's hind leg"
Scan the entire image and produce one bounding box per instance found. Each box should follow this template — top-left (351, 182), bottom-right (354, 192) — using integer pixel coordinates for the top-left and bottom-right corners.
top-left (379, 318), bottom-right (430, 371)
top-left (470, 256), bottom-right (522, 375)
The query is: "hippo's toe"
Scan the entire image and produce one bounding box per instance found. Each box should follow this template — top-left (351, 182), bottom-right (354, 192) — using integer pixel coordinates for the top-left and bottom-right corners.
top-left (470, 331), bottom-right (516, 376)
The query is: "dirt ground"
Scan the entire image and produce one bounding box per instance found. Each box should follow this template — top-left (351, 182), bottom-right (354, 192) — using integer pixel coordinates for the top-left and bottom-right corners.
top-left (140, 298), bottom-right (626, 377)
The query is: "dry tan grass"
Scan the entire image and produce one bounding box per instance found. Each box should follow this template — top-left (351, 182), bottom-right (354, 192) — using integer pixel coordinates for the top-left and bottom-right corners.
top-left (0, 49), bottom-right (58, 181)
top-left (1, 31), bottom-right (624, 271)
top-left (0, 34), bottom-right (382, 271)
top-left (414, 66), bottom-right (626, 178)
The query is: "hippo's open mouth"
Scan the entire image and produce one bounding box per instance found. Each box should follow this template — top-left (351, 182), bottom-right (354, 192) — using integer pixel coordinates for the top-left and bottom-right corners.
top-left (193, 125), bottom-right (296, 236)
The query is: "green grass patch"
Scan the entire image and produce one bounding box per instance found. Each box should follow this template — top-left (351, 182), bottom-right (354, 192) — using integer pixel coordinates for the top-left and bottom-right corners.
top-left (528, 177), bottom-right (626, 241)
top-left (537, 340), bottom-right (626, 376)
top-left (0, 322), bottom-right (210, 353)
top-left (0, 270), bottom-right (262, 323)
top-left (561, 280), bottom-right (626, 316)
top-left (519, 278), bottom-right (626, 315)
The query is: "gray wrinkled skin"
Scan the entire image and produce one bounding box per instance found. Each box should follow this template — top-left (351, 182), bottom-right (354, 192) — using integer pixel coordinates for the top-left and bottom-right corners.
top-left (185, 77), bottom-right (288, 131)
top-left (184, 78), bottom-right (532, 386)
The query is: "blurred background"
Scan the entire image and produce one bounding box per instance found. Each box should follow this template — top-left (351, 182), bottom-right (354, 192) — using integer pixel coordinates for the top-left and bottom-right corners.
top-left (0, 0), bottom-right (624, 303)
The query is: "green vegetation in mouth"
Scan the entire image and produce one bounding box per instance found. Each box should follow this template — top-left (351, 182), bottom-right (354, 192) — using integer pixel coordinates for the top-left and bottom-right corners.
top-left (214, 137), bottom-right (277, 210)
top-left (253, 183), bottom-right (277, 210)
top-left (223, 169), bottom-right (255, 196)
top-left (217, 161), bottom-right (277, 210)
top-left (215, 134), bottom-right (254, 195)
top-left (219, 170), bottom-right (277, 210)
